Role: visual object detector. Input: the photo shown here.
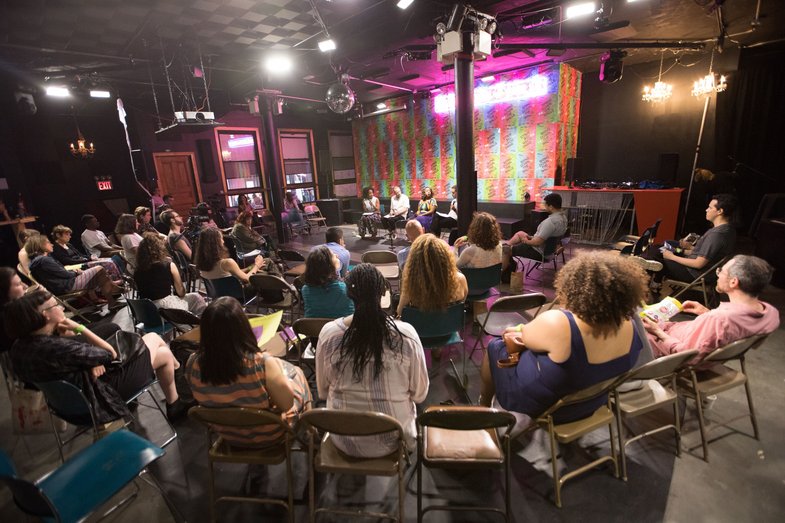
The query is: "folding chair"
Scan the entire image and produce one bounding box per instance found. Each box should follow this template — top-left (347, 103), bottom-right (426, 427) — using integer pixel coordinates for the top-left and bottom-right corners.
top-left (24, 265), bottom-right (94, 323)
top-left (511, 234), bottom-right (565, 290)
top-left (460, 263), bottom-right (502, 301)
top-left (249, 274), bottom-right (300, 322)
top-left (158, 308), bottom-right (201, 335)
top-left (416, 406), bottom-right (516, 522)
top-left (614, 219), bottom-right (661, 253)
top-left (362, 250), bottom-right (400, 289)
top-left (303, 204), bottom-right (328, 232)
top-left (203, 276), bottom-right (254, 307)
top-left (188, 406), bottom-right (297, 523)
top-left (0, 430), bottom-right (166, 523)
top-left (291, 317), bottom-right (331, 373)
top-left (612, 349), bottom-right (699, 480)
top-left (300, 409), bottom-right (408, 523)
top-left (469, 293), bottom-right (547, 361)
top-left (664, 255), bottom-right (730, 307)
top-left (278, 249), bottom-right (307, 279)
top-left (677, 334), bottom-right (769, 462)
top-left (126, 298), bottom-right (175, 337)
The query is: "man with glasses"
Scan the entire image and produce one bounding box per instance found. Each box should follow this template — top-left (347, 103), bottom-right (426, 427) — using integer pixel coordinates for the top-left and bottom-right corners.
top-left (643, 255), bottom-right (780, 363)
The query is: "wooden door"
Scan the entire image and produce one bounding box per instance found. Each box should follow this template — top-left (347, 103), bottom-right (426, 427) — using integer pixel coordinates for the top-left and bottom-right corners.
top-left (153, 153), bottom-right (203, 216)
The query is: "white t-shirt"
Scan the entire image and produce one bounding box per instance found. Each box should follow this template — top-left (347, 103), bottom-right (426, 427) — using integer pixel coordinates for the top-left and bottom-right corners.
top-left (121, 233), bottom-right (143, 273)
top-left (389, 194), bottom-right (410, 217)
top-left (81, 229), bottom-right (111, 259)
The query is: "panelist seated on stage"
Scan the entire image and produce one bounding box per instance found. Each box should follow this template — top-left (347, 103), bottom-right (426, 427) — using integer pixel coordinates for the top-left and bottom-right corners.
top-left (647, 194), bottom-right (737, 286)
top-left (502, 193), bottom-right (567, 278)
top-left (642, 255), bottom-right (779, 365)
top-left (430, 185), bottom-right (458, 238)
top-left (381, 186), bottom-right (410, 232)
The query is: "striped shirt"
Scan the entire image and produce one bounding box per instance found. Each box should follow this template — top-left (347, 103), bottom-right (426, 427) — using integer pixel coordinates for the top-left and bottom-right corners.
top-left (186, 351), bottom-right (310, 448)
top-left (316, 317), bottom-right (429, 458)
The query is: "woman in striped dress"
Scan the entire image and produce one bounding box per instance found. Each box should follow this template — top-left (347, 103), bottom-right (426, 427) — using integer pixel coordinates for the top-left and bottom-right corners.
top-left (186, 297), bottom-right (311, 447)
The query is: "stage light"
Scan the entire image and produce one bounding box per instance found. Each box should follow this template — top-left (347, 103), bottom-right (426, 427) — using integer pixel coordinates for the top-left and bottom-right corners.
top-left (46, 86), bottom-right (70, 97)
top-left (436, 22), bottom-right (447, 35)
top-left (397, 0), bottom-right (414, 10)
top-left (318, 38), bottom-right (336, 52)
top-left (565, 2), bottom-right (596, 20)
top-left (599, 50), bottom-right (626, 83)
top-left (480, 75), bottom-right (495, 83)
top-left (264, 54), bottom-right (293, 74)
top-left (89, 90), bottom-right (111, 98)
top-left (376, 102), bottom-right (387, 109)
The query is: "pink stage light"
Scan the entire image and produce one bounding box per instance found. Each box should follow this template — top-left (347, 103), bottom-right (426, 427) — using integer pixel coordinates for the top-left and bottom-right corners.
top-left (433, 74), bottom-right (550, 114)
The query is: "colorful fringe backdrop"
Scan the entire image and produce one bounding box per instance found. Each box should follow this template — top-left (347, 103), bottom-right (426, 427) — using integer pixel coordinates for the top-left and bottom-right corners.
top-left (352, 63), bottom-right (581, 202)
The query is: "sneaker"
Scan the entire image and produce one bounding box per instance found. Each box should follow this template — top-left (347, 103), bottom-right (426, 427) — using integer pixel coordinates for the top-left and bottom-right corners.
top-left (630, 256), bottom-right (663, 272)
top-left (166, 398), bottom-right (196, 421)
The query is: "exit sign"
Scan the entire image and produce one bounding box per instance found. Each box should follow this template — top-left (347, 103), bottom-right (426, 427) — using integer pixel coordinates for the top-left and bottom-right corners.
top-left (96, 179), bottom-right (113, 191)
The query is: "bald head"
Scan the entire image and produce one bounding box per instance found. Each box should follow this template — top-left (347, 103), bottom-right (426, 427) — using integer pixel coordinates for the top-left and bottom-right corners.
top-left (405, 220), bottom-right (424, 242)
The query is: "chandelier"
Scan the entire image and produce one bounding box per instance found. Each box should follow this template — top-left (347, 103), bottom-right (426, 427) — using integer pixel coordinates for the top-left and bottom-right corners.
top-left (691, 50), bottom-right (727, 97)
top-left (69, 112), bottom-right (95, 158)
top-left (642, 52), bottom-right (673, 103)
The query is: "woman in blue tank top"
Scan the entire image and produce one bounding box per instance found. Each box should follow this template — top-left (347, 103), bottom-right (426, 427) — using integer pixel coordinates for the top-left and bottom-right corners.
top-left (480, 251), bottom-right (648, 424)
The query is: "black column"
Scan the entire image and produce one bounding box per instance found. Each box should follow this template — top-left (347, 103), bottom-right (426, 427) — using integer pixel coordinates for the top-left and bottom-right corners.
top-left (454, 33), bottom-right (476, 236)
top-left (260, 96), bottom-right (285, 241)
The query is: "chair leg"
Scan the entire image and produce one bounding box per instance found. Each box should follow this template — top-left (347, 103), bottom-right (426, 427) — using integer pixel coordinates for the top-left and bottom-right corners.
top-left (286, 443), bottom-right (294, 523)
top-left (309, 441), bottom-right (316, 523)
top-left (691, 373), bottom-right (710, 462)
top-left (398, 457), bottom-right (405, 523)
top-left (608, 416), bottom-right (620, 479)
top-left (741, 359), bottom-right (760, 440)
top-left (47, 408), bottom-right (66, 463)
top-left (672, 376), bottom-right (682, 457)
top-left (208, 458), bottom-right (217, 523)
top-left (504, 437), bottom-right (511, 523)
top-left (144, 388), bottom-right (178, 448)
top-left (547, 422), bottom-right (562, 508)
top-left (417, 452), bottom-right (423, 523)
top-left (614, 396), bottom-right (628, 481)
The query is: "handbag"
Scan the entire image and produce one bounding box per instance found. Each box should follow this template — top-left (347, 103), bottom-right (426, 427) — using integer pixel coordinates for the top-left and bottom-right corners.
top-left (509, 257), bottom-right (526, 294)
top-left (108, 330), bottom-right (148, 364)
top-left (11, 386), bottom-right (67, 434)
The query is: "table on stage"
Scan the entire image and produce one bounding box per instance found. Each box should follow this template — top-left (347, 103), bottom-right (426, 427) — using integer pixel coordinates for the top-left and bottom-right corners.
top-left (550, 187), bottom-right (683, 245)
top-left (0, 217), bottom-right (38, 247)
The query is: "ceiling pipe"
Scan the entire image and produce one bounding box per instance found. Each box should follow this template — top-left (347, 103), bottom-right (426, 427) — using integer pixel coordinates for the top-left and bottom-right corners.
top-left (347, 75), bottom-right (414, 92)
top-left (495, 41), bottom-right (705, 50)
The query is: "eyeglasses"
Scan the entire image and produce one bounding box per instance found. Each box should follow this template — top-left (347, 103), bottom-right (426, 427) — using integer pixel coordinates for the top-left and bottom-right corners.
top-left (42, 302), bottom-right (64, 312)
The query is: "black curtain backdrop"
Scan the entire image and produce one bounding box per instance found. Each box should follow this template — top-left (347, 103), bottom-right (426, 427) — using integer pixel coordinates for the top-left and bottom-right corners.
top-left (715, 42), bottom-right (785, 232)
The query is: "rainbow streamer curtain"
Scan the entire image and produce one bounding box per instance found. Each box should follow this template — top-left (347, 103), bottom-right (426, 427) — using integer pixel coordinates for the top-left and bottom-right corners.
top-left (352, 63), bottom-right (581, 202)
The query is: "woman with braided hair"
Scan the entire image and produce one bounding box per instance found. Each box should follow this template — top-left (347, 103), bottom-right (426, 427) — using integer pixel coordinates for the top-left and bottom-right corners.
top-left (316, 263), bottom-right (429, 458)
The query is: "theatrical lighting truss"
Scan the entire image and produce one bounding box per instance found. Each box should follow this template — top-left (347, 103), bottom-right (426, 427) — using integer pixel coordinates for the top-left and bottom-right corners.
top-left (435, 4), bottom-right (498, 64)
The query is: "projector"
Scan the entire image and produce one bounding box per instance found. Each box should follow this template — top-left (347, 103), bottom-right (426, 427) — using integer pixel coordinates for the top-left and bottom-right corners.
top-left (174, 111), bottom-right (215, 122)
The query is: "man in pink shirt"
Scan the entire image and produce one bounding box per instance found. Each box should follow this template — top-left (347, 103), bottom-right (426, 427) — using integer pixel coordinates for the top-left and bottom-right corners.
top-left (643, 255), bottom-right (779, 364)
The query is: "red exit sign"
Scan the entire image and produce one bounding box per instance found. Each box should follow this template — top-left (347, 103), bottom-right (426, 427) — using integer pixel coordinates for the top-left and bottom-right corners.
top-left (96, 179), bottom-right (113, 191)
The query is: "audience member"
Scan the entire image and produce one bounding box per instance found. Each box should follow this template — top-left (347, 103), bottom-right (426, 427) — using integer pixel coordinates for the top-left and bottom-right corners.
top-left (414, 186), bottom-right (438, 231)
top-left (50, 225), bottom-right (123, 282)
top-left (381, 186), bottom-right (410, 234)
top-left (186, 297), bottom-right (311, 448)
top-left (316, 264), bottom-right (428, 457)
top-left (454, 212), bottom-right (503, 269)
top-left (134, 234), bottom-right (206, 314)
top-left (236, 194), bottom-right (251, 214)
top-left (431, 185), bottom-right (458, 239)
top-left (115, 213), bottom-right (143, 274)
top-left (5, 289), bottom-right (189, 423)
top-left (301, 246), bottom-right (354, 318)
top-left (480, 252), bottom-right (646, 428)
top-left (1, 266), bottom-right (29, 352)
top-left (283, 191), bottom-right (305, 227)
top-left (80, 214), bottom-right (122, 259)
top-left (358, 187), bottom-right (381, 239)
top-left (396, 220), bottom-right (424, 270)
top-left (163, 194), bottom-right (174, 207)
top-left (323, 227), bottom-right (350, 278)
top-left (150, 187), bottom-right (165, 218)
top-left (643, 255), bottom-right (779, 363)
top-left (160, 209), bottom-right (192, 261)
top-left (135, 206), bottom-right (158, 235)
top-left (195, 228), bottom-right (273, 287)
top-left (503, 193), bottom-right (567, 280)
top-left (397, 233), bottom-right (468, 317)
top-left (26, 234), bottom-right (122, 307)
top-left (17, 229), bottom-right (40, 273)
top-left (231, 211), bottom-right (268, 254)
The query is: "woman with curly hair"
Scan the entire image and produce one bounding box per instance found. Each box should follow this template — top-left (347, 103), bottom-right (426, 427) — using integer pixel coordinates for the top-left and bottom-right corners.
top-left (316, 263), bottom-right (428, 457)
top-left (301, 245), bottom-right (354, 318)
top-left (357, 187), bottom-right (381, 238)
top-left (134, 234), bottom-right (206, 314)
top-left (194, 228), bottom-right (272, 286)
top-left (453, 212), bottom-right (503, 269)
top-left (480, 251), bottom-right (647, 425)
top-left (396, 233), bottom-right (468, 317)
top-left (414, 186), bottom-right (438, 231)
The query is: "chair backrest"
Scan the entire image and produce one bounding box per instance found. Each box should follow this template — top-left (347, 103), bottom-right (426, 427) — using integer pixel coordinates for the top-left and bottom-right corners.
top-left (158, 308), bottom-right (201, 327)
top-left (417, 406), bottom-right (516, 433)
top-left (623, 349), bottom-right (699, 381)
top-left (542, 235), bottom-right (561, 258)
top-left (649, 218), bottom-right (662, 239)
top-left (401, 302), bottom-right (464, 339)
top-left (277, 249), bottom-right (306, 263)
top-left (249, 274), bottom-right (296, 294)
top-left (362, 250), bottom-right (398, 265)
top-left (671, 255), bottom-right (731, 296)
top-left (539, 375), bottom-right (627, 420)
top-left (0, 450), bottom-right (56, 518)
top-left (126, 298), bottom-right (166, 329)
top-left (189, 406), bottom-right (291, 432)
top-left (488, 293), bottom-right (547, 315)
top-left (461, 263), bottom-right (502, 295)
top-left (293, 317), bottom-right (331, 339)
top-left (631, 225), bottom-right (655, 256)
top-left (204, 276), bottom-right (245, 301)
top-left (700, 334), bottom-right (769, 365)
top-left (222, 234), bottom-right (238, 260)
top-left (299, 408), bottom-right (404, 438)
top-left (35, 380), bottom-right (96, 427)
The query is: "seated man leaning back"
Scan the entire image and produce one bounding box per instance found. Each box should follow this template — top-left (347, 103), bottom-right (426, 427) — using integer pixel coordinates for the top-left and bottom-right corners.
top-left (503, 192), bottom-right (567, 278)
top-left (643, 255), bottom-right (780, 364)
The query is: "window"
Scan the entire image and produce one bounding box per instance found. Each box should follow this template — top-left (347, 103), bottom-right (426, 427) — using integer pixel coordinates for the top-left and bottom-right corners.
top-left (215, 128), bottom-right (268, 208)
top-left (278, 129), bottom-right (318, 203)
top-left (329, 131), bottom-right (357, 198)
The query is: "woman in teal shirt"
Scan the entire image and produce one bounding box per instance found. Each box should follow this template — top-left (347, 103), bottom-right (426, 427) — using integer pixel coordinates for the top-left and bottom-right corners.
top-left (301, 246), bottom-right (355, 318)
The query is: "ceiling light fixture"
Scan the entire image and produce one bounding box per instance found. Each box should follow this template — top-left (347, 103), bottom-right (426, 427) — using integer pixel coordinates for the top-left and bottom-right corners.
top-left (46, 86), bottom-right (70, 97)
top-left (642, 51), bottom-right (673, 103)
top-left (397, 0), bottom-right (414, 10)
top-left (89, 90), bottom-right (111, 98)
top-left (376, 102), bottom-right (387, 109)
top-left (264, 54), bottom-right (293, 74)
top-left (565, 2), bottom-right (597, 20)
top-left (69, 113), bottom-right (94, 159)
top-left (691, 49), bottom-right (727, 97)
top-left (318, 38), bottom-right (336, 52)
top-left (480, 75), bottom-right (495, 83)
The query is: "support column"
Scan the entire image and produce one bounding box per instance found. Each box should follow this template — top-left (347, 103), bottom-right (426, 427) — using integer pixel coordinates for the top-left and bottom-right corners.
top-left (260, 95), bottom-right (285, 242)
top-left (454, 35), bottom-right (477, 236)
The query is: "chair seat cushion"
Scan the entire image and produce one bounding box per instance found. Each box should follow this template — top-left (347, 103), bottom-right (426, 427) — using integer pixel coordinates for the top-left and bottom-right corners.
top-left (615, 380), bottom-right (677, 416)
top-left (549, 406), bottom-right (614, 443)
top-left (679, 364), bottom-right (746, 396)
top-left (211, 437), bottom-right (287, 465)
top-left (375, 264), bottom-right (400, 280)
top-left (424, 427), bottom-right (503, 463)
top-left (316, 433), bottom-right (400, 476)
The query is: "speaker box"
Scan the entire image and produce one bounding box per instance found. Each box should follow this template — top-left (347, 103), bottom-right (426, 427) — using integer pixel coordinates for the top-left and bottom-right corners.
top-left (316, 199), bottom-right (342, 226)
top-left (195, 139), bottom-right (218, 183)
top-left (658, 153), bottom-right (679, 186)
top-left (565, 157), bottom-right (582, 185)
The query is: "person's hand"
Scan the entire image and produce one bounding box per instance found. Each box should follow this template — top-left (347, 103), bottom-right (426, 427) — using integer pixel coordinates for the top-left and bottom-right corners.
top-left (454, 236), bottom-right (467, 249)
top-left (641, 316), bottom-right (666, 339)
top-left (503, 324), bottom-right (523, 335)
top-left (503, 331), bottom-right (526, 354)
top-left (254, 255), bottom-right (265, 269)
top-left (662, 250), bottom-right (676, 261)
top-left (91, 365), bottom-right (106, 380)
top-left (72, 268), bottom-right (82, 275)
top-left (681, 300), bottom-right (709, 315)
top-left (56, 318), bottom-right (81, 336)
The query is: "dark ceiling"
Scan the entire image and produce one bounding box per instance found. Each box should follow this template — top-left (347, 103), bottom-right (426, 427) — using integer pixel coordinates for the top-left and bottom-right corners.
top-left (1, 0), bottom-right (783, 117)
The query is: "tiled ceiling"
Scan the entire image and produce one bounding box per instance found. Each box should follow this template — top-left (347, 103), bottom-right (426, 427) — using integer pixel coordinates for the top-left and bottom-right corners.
top-left (1, 0), bottom-right (783, 110)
